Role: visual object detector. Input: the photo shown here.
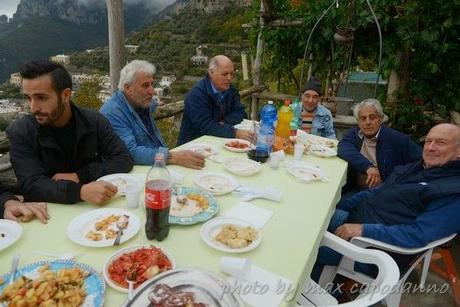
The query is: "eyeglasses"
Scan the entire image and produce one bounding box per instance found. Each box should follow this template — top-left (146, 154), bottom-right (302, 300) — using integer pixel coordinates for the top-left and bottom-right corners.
top-left (302, 93), bottom-right (320, 100)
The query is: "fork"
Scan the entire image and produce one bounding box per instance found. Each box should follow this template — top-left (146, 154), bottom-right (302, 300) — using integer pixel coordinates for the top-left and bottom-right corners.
top-left (8, 253), bottom-right (20, 285)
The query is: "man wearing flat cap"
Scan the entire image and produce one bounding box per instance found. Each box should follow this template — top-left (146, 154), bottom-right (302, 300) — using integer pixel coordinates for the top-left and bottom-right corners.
top-left (300, 76), bottom-right (336, 139)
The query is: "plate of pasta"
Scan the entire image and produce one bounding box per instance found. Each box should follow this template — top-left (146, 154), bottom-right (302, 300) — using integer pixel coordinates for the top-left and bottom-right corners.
top-left (0, 259), bottom-right (105, 307)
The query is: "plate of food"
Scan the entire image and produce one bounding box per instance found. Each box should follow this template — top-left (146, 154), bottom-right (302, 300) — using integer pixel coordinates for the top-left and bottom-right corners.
top-left (200, 217), bottom-right (261, 253)
top-left (193, 172), bottom-right (239, 195)
top-left (183, 143), bottom-right (218, 157)
top-left (97, 173), bottom-right (144, 196)
top-left (122, 268), bottom-right (244, 307)
top-left (0, 259), bottom-right (105, 307)
top-left (104, 245), bottom-right (175, 293)
top-left (223, 157), bottom-right (262, 176)
top-left (0, 219), bottom-right (22, 251)
top-left (308, 144), bottom-right (337, 157)
top-left (286, 162), bottom-right (327, 183)
top-left (222, 138), bottom-right (253, 153)
top-left (296, 130), bottom-right (338, 149)
top-left (169, 186), bottom-right (219, 225)
top-left (67, 208), bottom-right (141, 247)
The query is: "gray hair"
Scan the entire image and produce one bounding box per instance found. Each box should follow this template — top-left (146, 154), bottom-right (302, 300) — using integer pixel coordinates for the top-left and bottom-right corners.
top-left (118, 60), bottom-right (156, 91)
top-left (353, 98), bottom-right (384, 120)
top-left (208, 55), bottom-right (232, 74)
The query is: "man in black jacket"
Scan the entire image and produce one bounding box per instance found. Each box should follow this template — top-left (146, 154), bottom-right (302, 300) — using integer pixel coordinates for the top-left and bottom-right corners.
top-left (7, 60), bottom-right (133, 205)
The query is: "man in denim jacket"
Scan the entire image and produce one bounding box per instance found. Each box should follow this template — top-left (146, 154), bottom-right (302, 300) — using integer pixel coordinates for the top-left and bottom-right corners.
top-left (100, 60), bottom-right (205, 169)
top-left (299, 77), bottom-right (336, 139)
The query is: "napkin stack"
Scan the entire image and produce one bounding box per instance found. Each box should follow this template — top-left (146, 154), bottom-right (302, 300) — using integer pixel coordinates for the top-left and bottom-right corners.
top-left (222, 202), bottom-right (273, 228)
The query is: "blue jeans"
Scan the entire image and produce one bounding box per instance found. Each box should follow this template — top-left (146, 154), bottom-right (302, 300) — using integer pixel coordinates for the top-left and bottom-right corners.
top-left (311, 209), bottom-right (377, 283)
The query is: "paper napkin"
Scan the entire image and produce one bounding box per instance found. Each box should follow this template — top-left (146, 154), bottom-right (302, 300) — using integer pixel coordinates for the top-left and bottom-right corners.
top-left (222, 202), bottom-right (273, 229)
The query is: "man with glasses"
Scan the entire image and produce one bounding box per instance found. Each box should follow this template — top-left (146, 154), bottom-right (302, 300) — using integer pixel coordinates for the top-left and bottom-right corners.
top-left (177, 55), bottom-right (253, 145)
top-left (300, 76), bottom-right (336, 139)
top-left (313, 123), bottom-right (460, 283)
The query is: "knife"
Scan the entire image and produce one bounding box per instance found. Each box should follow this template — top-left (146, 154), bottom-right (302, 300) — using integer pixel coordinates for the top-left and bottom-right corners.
top-left (8, 253), bottom-right (20, 285)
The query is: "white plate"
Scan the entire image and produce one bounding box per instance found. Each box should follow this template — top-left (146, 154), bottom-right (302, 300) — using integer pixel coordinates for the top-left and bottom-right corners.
top-left (308, 144), bottom-right (337, 157)
top-left (184, 143), bottom-right (218, 156)
top-left (0, 219), bottom-right (22, 251)
top-left (67, 208), bottom-right (141, 247)
top-left (200, 217), bottom-right (261, 253)
top-left (223, 157), bottom-right (262, 176)
top-left (193, 172), bottom-right (239, 195)
top-left (296, 130), bottom-right (338, 149)
top-left (122, 268), bottom-right (244, 307)
top-left (222, 139), bottom-right (253, 153)
top-left (286, 162), bottom-right (327, 183)
top-left (97, 173), bottom-right (144, 195)
top-left (103, 245), bottom-right (175, 293)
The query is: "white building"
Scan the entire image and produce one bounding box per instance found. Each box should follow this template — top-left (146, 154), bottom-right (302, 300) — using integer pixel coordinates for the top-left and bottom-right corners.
top-left (51, 54), bottom-right (70, 65)
top-left (191, 45), bottom-right (208, 65)
top-left (9, 73), bottom-right (22, 87)
top-left (159, 75), bottom-right (176, 88)
top-left (125, 45), bottom-right (139, 54)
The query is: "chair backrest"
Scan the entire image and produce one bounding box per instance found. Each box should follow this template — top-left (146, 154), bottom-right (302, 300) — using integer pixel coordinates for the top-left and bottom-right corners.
top-left (300, 232), bottom-right (400, 307)
top-left (351, 233), bottom-right (457, 255)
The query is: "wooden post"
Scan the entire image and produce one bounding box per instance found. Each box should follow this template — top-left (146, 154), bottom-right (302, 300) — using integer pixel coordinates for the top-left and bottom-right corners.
top-left (251, 0), bottom-right (266, 120)
top-left (105, 0), bottom-right (125, 93)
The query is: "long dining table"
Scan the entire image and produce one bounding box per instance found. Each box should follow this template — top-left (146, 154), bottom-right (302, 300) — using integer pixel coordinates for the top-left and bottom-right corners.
top-left (0, 135), bottom-right (347, 306)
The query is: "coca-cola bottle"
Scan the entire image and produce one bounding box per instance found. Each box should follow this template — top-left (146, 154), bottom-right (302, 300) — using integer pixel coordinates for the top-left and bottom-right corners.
top-left (145, 153), bottom-right (171, 241)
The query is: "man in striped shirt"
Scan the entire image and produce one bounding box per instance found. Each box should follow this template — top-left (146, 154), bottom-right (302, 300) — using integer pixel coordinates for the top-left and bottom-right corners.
top-left (300, 77), bottom-right (336, 139)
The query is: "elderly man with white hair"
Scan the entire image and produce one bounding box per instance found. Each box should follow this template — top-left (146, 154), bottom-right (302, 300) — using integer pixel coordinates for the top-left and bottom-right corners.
top-left (338, 98), bottom-right (422, 195)
top-left (177, 55), bottom-right (253, 145)
top-left (100, 60), bottom-right (205, 169)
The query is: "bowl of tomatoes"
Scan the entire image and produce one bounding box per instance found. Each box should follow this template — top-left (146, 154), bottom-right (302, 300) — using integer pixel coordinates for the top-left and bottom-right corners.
top-left (104, 245), bottom-right (175, 293)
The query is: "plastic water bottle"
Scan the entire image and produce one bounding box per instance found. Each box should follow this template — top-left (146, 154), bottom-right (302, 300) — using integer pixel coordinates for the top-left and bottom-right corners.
top-left (256, 101), bottom-right (277, 154)
top-left (290, 98), bottom-right (302, 136)
top-left (145, 153), bottom-right (171, 241)
top-left (275, 99), bottom-right (294, 138)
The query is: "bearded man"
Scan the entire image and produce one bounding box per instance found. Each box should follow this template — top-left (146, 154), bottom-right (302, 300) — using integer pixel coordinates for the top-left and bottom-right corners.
top-left (7, 59), bottom-right (133, 205)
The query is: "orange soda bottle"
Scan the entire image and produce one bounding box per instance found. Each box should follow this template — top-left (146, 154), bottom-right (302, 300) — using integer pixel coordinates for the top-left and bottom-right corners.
top-left (275, 99), bottom-right (294, 139)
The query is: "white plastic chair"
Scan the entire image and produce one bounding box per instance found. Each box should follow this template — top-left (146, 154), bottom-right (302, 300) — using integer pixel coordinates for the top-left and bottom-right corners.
top-left (297, 231), bottom-right (399, 306)
top-left (342, 233), bottom-right (457, 307)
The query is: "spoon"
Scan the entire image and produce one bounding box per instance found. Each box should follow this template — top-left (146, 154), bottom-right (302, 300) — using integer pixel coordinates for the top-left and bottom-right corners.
top-left (114, 215), bottom-right (130, 246)
top-left (126, 279), bottom-right (135, 301)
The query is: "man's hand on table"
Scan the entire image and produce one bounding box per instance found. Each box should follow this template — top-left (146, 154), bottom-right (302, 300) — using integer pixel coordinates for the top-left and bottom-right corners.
top-left (366, 167), bottom-right (382, 188)
top-left (235, 129), bottom-right (254, 142)
top-left (80, 181), bottom-right (118, 205)
top-left (4, 200), bottom-right (49, 223)
top-left (168, 150), bottom-right (205, 169)
top-left (335, 223), bottom-right (363, 241)
top-left (52, 172), bottom-right (80, 183)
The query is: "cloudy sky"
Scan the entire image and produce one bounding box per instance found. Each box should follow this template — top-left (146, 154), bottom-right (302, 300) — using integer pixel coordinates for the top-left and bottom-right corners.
top-left (0, 0), bottom-right (20, 18)
top-left (0, 0), bottom-right (175, 18)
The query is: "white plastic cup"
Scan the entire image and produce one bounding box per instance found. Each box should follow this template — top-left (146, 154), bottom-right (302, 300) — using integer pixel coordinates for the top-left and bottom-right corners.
top-left (294, 143), bottom-right (304, 161)
top-left (269, 154), bottom-right (282, 169)
top-left (125, 184), bottom-right (142, 209)
top-left (271, 150), bottom-right (286, 161)
top-left (220, 257), bottom-right (252, 280)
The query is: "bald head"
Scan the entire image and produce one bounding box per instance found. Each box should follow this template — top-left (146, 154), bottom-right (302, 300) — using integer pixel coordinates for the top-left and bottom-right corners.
top-left (423, 123), bottom-right (460, 168)
top-left (208, 55), bottom-right (234, 92)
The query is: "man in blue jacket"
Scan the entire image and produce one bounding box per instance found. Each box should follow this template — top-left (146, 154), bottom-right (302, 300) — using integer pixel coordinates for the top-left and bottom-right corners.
top-left (101, 60), bottom-right (205, 169)
top-left (313, 123), bottom-right (460, 281)
top-left (177, 55), bottom-right (253, 145)
top-left (338, 98), bottom-right (422, 194)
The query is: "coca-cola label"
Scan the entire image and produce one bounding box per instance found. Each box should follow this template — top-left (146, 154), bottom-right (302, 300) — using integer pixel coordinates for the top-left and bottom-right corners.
top-left (145, 187), bottom-right (171, 209)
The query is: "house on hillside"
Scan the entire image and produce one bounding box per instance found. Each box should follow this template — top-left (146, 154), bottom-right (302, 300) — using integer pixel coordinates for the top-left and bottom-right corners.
top-left (191, 45), bottom-right (208, 66)
top-left (9, 73), bottom-right (21, 87)
top-left (51, 54), bottom-right (70, 65)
